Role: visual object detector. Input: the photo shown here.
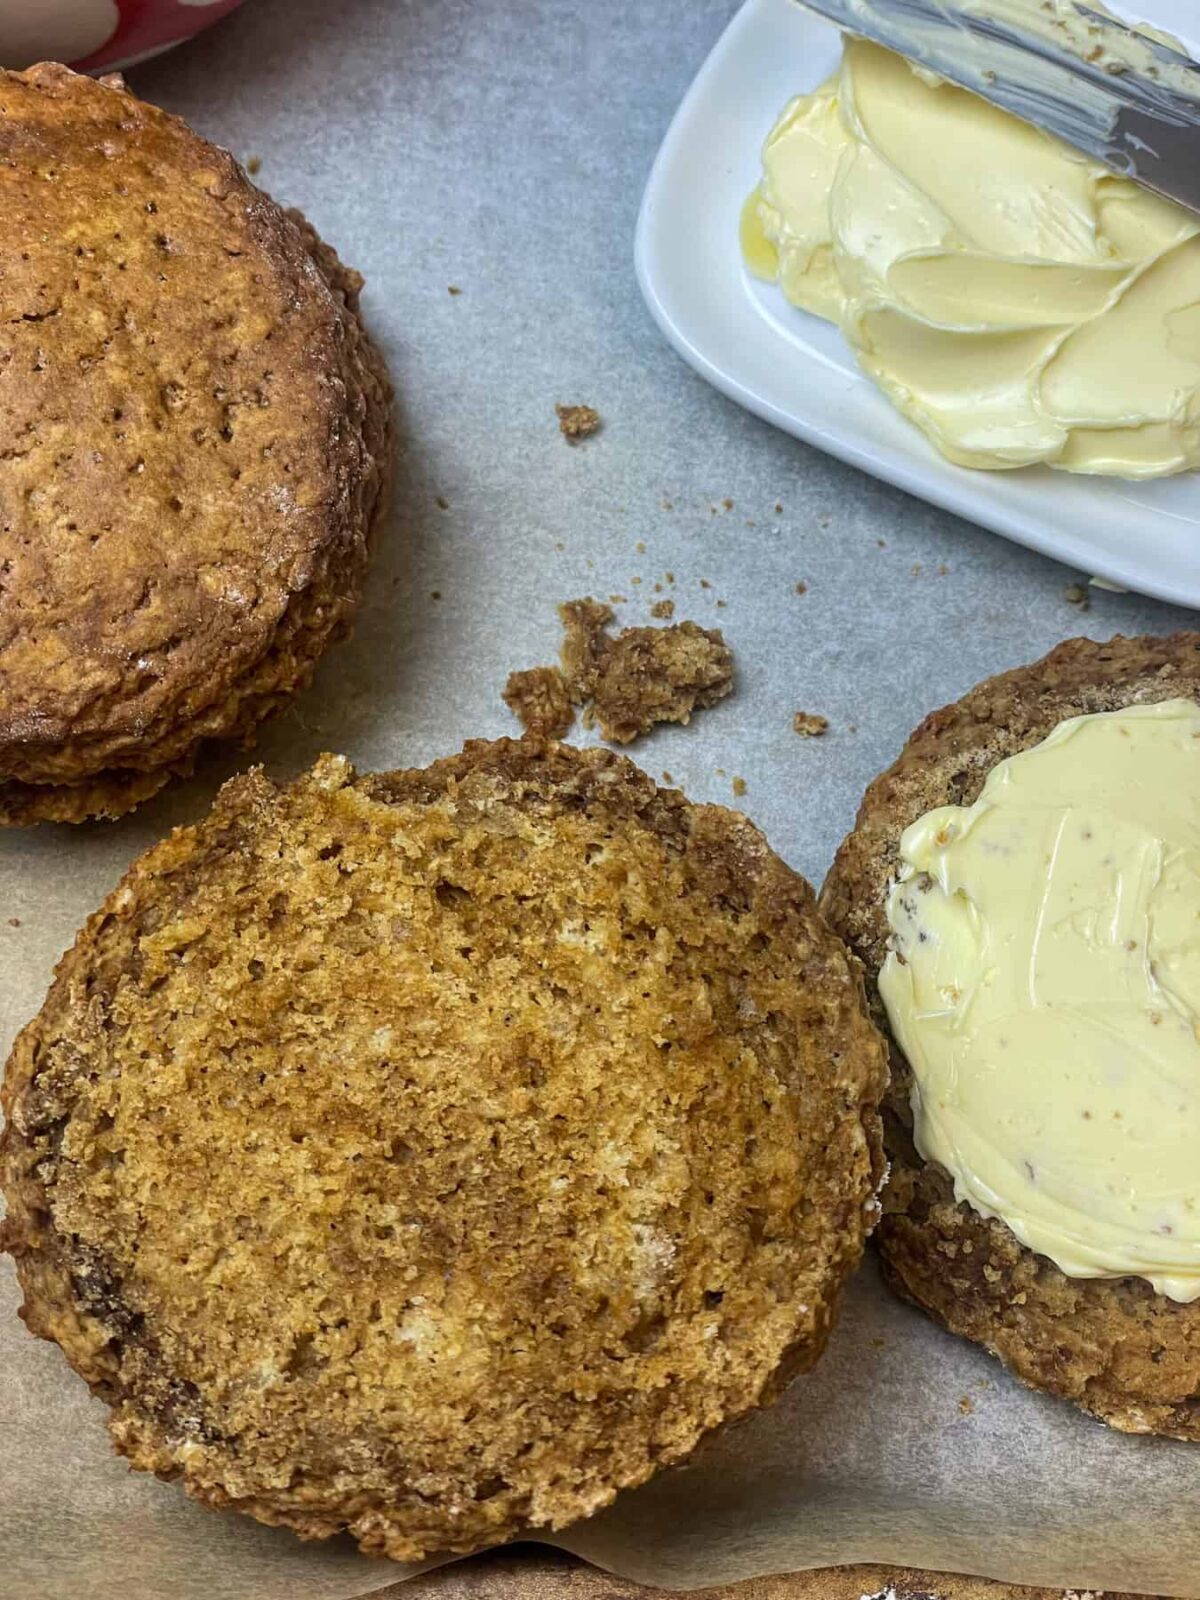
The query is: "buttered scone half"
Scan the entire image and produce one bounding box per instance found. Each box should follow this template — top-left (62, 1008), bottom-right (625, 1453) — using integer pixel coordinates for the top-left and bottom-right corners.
top-left (2, 740), bottom-right (885, 1559)
top-left (822, 633), bottom-right (1200, 1439)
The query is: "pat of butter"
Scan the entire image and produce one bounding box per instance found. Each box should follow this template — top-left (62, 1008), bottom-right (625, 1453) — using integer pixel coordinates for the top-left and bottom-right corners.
top-left (747, 37), bottom-right (1200, 478)
top-left (880, 698), bottom-right (1200, 1300)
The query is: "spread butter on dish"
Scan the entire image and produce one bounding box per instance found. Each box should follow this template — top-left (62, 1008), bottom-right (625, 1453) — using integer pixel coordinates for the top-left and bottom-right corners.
top-left (879, 698), bottom-right (1200, 1301)
top-left (744, 36), bottom-right (1200, 477)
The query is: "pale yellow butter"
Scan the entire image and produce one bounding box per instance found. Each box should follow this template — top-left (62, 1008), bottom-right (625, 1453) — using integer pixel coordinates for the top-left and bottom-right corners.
top-left (747, 38), bottom-right (1200, 477)
top-left (880, 698), bottom-right (1200, 1300)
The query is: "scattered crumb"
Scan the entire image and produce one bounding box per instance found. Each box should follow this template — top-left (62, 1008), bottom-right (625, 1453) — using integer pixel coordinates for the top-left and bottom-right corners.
top-left (653, 582), bottom-right (663, 593)
top-left (8, 917), bottom-right (20, 928)
top-left (556, 598), bottom-right (734, 744)
top-left (716, 600), bottom-right (727, 609)
top-left (447, 284), bottom-right (462, 296)
top-left (435, 495), bottom-right (449, 511)
top-left (937, 563), bottom-right (950, 576)
top-left (876, 537), bottom-right (887, 548)
top-left (554, 540), bottom-right (565, 552)
top-left (502, 666), bottom-right (574, 740)
top-left (429, 590), bottom-right (442, 601)
top-left (793, 711), bottom-right (829, 738)
top-left (732, 776), bottom-right (747, 798)
top-left (245, 153), bottom-right (263, 175)
top-left (722, 497), bottom-right (734, 512)
top-left (556, 403), bottom-right (601, 442)
top-left (910, 563), bottom-right (922, 577)
top-left (635, 540), bottom-right (646, 555)
top-left (631, 576), bottom-right (642, 586)
top-left (744, 520), bottom-right (756, 529)
top-left (651, 599), bottom-right (675, 620)
top-left (848, 722), bottom-right (858, 733)
top-left (958, 1395), bottom-right (974, 1416)
top-left (774, 502), bottom-right (783, 514)
top-left (818, 515), bottom-right (831, 529)
top-left (700, 578), bottom-right (712, 590)
top-left (662, 771), bottom-right (674, 786)
top-left (1064, 582), bottom-right (1090, 610)
top-left (716, 767), bottom-right (726, 778)
top-left (665, 570), bottom-right (676, 585)
top-left (662, 498), bottom-right (674, 511)
top-left (870, 1337), bottom-right (887, 1350)
top-left (795, 581), bottom-right (808, 596)
top-left (608, 593), bottom-right (628, 604)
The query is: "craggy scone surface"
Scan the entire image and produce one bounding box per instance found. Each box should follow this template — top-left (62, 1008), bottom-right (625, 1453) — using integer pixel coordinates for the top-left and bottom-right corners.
top-left (820, 632), bottom-right (1200, 1440)
top-left (0, 65), bottom-right (390, 821)
top-left (2, 740), bottom-right (885, 1559)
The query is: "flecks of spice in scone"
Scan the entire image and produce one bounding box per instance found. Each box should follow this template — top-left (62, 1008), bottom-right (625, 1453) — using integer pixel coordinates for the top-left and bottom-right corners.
top-left (502, 666), bottom-right (574, 740)
top-left (557, 597), bottom-right (734, 744)
top-left (556, 403), bottom-right (601, 442)
top-left (793, 712), bottom-right (829, 738)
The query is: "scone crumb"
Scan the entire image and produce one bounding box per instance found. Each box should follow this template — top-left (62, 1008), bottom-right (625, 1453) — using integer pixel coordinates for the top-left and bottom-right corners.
top-left (558, 598), bottom-right (733, 744)
top-left (556, 403), bottom-right (601, 442)
top-left (1064, 582), bottom-right (1090, 609)
top-left (503, 666), bottom-right (574, 740)
top-left (448, 284), bottom-right (462, 296)
top-left (650, 599), bottom-right (675, 620)
top-left (795, 581), bottom-right (808, 596)
top-left (245, 153), bottom-right (263, 175)
top-left (958, 1394), bottom-right (974, 1416)
top-left (793, 712), bottom-right (829, 738)
top-left (732, 776), bottom-right (747, 798)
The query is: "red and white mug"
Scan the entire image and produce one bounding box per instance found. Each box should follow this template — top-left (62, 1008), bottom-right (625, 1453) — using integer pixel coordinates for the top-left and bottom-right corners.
top-left (0, 0), bottom-right (248, 73)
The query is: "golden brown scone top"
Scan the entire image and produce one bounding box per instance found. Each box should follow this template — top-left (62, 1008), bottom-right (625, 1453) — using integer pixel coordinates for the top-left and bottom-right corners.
top-left (820, 632), bottom-right (1200, 1440)
top-left (0, 65), bottom-right (387, 796)
top-left (2, 740), bottom-right (886, 1559)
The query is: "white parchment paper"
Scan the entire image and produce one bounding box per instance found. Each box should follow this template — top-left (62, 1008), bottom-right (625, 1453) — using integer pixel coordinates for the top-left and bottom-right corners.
top-left (3, 0), bottom-right (1200, 1595)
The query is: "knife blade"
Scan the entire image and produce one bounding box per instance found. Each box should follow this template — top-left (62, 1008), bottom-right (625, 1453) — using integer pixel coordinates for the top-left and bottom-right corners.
top-left (795, 0), bottom-right (1200, 215)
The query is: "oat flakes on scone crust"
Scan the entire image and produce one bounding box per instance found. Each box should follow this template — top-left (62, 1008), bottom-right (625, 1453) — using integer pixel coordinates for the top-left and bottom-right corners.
top-left (1, 739), bottom-right (886, 1559)
top-left (0, 65), bottom-right (392, 824)
top-left (820, 632), bottom-right (1200, 1440)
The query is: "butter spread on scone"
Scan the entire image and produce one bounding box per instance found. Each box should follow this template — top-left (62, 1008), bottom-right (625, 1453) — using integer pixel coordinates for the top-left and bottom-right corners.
top-left (881, 698), bottom-right (1200, 1300)
top-left (743, 38), bottom-right (1200, 477)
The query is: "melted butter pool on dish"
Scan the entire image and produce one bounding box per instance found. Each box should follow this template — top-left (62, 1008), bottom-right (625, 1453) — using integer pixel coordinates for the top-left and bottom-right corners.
top-left (745, 38), bottom-right (1200, 477)
top-left (881, 699), bottom-right (1200, 1300)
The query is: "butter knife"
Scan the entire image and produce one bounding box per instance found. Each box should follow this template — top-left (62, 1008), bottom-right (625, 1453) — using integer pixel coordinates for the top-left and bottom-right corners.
top-left (795, 0), bottom-right (1200, 215)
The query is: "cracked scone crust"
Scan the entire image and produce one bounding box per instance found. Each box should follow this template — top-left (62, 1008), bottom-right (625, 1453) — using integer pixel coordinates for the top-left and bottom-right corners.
top-left (0, 65), bottom-right (392, 823)
top-left (820, 632), bottom-right (1200, 1440)
top-left (2, 739), bottom-right (886, 1559)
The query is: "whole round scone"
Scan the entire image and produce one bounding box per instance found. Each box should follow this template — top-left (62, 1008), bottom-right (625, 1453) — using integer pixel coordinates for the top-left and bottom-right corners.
top-left (0, 65), bottom-right (391, 824)
top-left (820, 632), bottom-right (1200, 1440)
top-left (1, 740), bottom-right (886, 1559)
